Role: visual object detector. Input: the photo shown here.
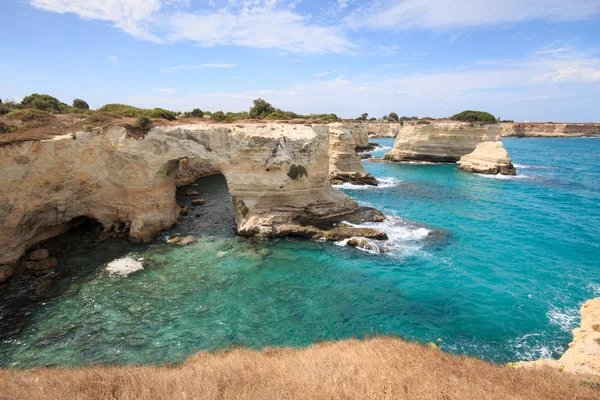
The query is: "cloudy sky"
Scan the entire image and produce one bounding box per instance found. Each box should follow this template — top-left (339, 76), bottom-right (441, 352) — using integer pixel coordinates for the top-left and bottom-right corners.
top-left (1, 0), bottom-right (599, 121)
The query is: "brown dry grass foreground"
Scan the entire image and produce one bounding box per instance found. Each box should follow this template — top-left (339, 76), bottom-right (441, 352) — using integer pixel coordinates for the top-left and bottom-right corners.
top-left (1, 338), bottom-right (599, 400)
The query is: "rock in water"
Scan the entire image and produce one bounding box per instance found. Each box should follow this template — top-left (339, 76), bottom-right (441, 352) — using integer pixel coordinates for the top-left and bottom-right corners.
top-left (29, 248), bottom-right (50, 261)
top-left (328, 123), bottom-right (378, 186)
top-left (347, 238), bottom-right (378, 252)
top-left (191, 199), bottom-right (206, 206)
top-left (22, 258), bottom-right (59, 275)
top-left (0, 265), bottom-right (14, 284)
top-left (457, 141), bottom-right (517, 175)
top-left (384, 120), bottom-right (501, 163)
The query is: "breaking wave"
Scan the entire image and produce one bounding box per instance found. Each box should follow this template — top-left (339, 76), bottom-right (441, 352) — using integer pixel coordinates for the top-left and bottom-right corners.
top-left (335, 177), bottom-right (401, 190)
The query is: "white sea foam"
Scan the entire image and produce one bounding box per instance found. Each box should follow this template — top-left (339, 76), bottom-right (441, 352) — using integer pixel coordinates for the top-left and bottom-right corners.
top-left (587, 282), bottom-right (600, 296)
top-left (513, 164), bottom-right (531, 169)
top-left (335, 177), bottom-right (401, 190)
top-left (336, 216), bottom-right (432, 256)
top-left (476, 173), bottom-right (530, 180)
top-left (106, 256), bottom-right (144, 277)
top-left (547, 307), bottom-right (579, 333)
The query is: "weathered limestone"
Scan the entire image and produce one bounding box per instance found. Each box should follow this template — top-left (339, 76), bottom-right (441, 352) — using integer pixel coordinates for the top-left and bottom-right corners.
top-left (502, 122), bottom-right (600, 137)
top-left (384, 120), bottom-right (500, 163)
top-left (176, 158), bottom-right (221, 187)
top-left (458, 141), bottom-right (517, 175)
top-left (513, 297), bottom-right (600, 376)
top-left (328, 123), bottom-right (378, 186)
top-left (366, 122), bottom-right (401, 138)
top-left (0, 123), bottom-right (369, 264)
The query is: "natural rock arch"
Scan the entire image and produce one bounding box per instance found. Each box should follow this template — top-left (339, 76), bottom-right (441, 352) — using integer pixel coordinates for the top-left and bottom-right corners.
top-left (0, 123), bottom-right (362, 264)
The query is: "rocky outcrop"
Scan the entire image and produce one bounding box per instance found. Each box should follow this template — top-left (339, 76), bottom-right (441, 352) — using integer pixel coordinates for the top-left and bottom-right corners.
top-left (0, 123), bottom-right (374, 264)
top-left (502, 123), bottom-right (600, 137)
top-left (176, 157), bottom-right (221, 186)
top-left (366, 122), bottom-right (401, 138)
top-left (513, 297), bottom-right (600, 376)
top-left (328, 123), bottom-right (378, 186)
top-left (384, 120), bottom-right (500, 163)
top-left (458, 141), bottom-right (517, 175)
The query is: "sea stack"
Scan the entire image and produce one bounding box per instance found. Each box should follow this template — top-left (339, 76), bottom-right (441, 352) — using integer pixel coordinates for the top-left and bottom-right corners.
top-left (328, 123), bottom-right (378, 186)
top-left (383, 120), bottom-right (501, 162)
top-left (457, 141), bottom-right (517, 175)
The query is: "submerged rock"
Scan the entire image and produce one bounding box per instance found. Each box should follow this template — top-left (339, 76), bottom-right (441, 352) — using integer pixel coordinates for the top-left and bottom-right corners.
top-left (347, 238), bottom-right (379, 252)
top-left (29, 248), bottom-right (49, 261)
top-left (458, 141), bottom-right (517, 175)
top-left (185, 190), bottom-right (199, 196)
top-left (22, 258), bottom-right (59, 275)
top-left (0, 265), bottom-right (14, 284)
top-left (191, 199), bottom-right (206, 206)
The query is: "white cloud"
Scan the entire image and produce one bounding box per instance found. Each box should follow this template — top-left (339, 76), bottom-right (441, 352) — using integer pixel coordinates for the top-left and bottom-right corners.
top-left (345, 0), bottom-right (600, 30)
top-left (161, 64), bottom-right (238, 72)
top-left (31, 0), bottom-right (165, 42)
top-left (108, 55), bottom-right (119, 64)
top-left (167, 7), bottom-right (354, 54)
top-left (29, 0), bottom-right (354, 53)
top-left (153, 88), bottom-right (176, 94)
top-left (313, 69), bottom-right (338, 77)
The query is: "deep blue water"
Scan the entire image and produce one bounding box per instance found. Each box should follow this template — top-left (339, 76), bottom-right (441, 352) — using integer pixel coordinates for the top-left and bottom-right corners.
top-left (0, 137), bottom-right (598, 368)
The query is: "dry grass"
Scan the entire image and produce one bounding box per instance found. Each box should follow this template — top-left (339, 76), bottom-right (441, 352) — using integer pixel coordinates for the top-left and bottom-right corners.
top-left (0, 337), bottom-right (598, 400)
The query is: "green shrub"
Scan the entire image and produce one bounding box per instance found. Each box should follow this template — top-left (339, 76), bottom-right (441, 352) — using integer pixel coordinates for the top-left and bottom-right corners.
top-left (99, 104), bottom-right (145, 117)
top-left (249, 98), bottom-right (275, 119)
top-left (148, 108), bottom-right (177, 121)
top-left (388, 112), bottom-right (399, 121)
top-left (136, 116), bottom-right (153, 131)
top-left (356, 113), bottom-right (368, 121)
top-left (73, 98), bottom-right (90, 110)
top-left (264, 110), bottom-right (291, 120)
top-left (211, 111), bottom-right (227, 122)
top-left (0, 121), bottom-right (9, 134)
top-left (21, 93), bottom-right (66, 113)
top-left (190, 108), bottom-right (204, 118)
top-left (0, 99), bottom-right (21, 115)
top-left (450, 110), bottom-right (497, 123)
top-left (4, 109), bottom-right (56, 122)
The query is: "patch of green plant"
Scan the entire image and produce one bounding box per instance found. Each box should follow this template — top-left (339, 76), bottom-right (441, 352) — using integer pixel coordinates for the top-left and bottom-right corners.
top-left (84, 111), bottom-right (122, 125)
top-left (264, 110), bottom-right (291, 120)
top-left (581, 380), bottom-right (600, 390)
top-left (451, 110), bottom-right (497, 123)
top-left (72, 98), bottom-right (90, 110)
top-left (211, 111), bottom-right (227, 122)
top-left (136, 116), bottom-right (154, 131)
top-left (4, 109), bottom-right (56, 122)
top-left (20, 93), bottom-right (66, 113)
top-left (148, 108), bottom-right (177, 121)
top-left (387, 112), bottom-right (399, 121)
top-left (98, 104), bottom-right (177, 120)
top-left (249, 98), bottom-right (275, 119)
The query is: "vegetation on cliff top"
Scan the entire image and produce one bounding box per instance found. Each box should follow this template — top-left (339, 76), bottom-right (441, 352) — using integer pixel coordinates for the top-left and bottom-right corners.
top-left (451, 110), bottom-right (497, 123)
top-left (0, 337), bottom-right (598, 400)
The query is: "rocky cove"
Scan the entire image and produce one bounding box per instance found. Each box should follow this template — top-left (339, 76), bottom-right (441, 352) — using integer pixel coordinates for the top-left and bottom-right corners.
top-left (0, 117), bottom-right (599, 392)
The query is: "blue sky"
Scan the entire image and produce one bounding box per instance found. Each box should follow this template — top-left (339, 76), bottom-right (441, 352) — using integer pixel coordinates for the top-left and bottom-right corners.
top-left (1, 0), bottom-right (599, 121)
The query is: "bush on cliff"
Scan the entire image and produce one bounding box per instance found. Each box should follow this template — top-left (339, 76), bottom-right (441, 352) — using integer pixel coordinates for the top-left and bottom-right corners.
top-left (264, 110), bottom-right (291, 120)
top-left (4, 109), bottom-right (56, 123)
top-left (20, 93), bottom-right (68, 113)
top-left (98, 104), bottom-right (177, 120)
top-left (181, 108), bottom-right (204, 118)
top-left (387, 112), bottom-right (399, 121)
top-left (72, 99), bottom-right (90, 110)
top-left (211, 111), bottom-right (227, 122)
top-left (451, 110), bottom-right (497, 123)
top-left (249, 98), bottom-right (275, 119)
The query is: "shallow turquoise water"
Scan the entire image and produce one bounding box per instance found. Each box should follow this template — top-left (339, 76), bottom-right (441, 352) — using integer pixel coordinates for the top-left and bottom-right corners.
top-left (1, 137), bottom-right (599, 368)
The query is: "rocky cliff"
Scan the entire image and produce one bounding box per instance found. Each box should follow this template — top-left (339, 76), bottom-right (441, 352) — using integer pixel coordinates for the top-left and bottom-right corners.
top-left (366, 122), bottom-right (401, 138)
top-left (502, 123), bottom-right (600, 137)
top-left (328, 123), bottom-right (378, 185)
top-left (514, 297), bottom-right (600, 376)
top-left (384, 120), bottom-right (501, 163)
top-left (458, 141), bottom-right (517, 175)
top-left (0, 123), bottom-right (378, 265)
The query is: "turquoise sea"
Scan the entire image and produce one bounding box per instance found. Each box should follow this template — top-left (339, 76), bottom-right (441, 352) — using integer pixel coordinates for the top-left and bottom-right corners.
top-left (1, 137), bottom-right (599, 368)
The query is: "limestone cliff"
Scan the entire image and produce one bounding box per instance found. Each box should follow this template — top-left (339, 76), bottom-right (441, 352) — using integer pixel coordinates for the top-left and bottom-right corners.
top-left (384, 120), bottom-right (501, 163)
top-left (366, 122), bottom-right (401, 138)
top-left (514, 297), bottom-right (600, 376)
top-left (328, 123), bottom-right (378, 186)
top-left (502, 122), bottom-right (600, 137)
top-left (176, 157), bottom-right (221, 187)
top-left (458, 141), bottom-right (516, 175)
top-left (0, 123), bottom-right (368, 264)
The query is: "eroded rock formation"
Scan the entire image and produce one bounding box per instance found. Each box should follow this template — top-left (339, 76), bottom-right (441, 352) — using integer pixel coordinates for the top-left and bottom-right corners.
top-left (176, 158), bottom-right (221, 187)
top-left (502, 123), bottom-right (600, 137)
top-left (458, 141), bottom-right (517, 175)
top-left (328, 123), bottom-right (378, 186)
top-left (0, 123), bottom-right (378, 265)
top-left (366, 122), bottom-right (401, 138)
top-left (384, 120), bottom-right (501, 163)
top-left (513, 297), bottom-right (600, 376)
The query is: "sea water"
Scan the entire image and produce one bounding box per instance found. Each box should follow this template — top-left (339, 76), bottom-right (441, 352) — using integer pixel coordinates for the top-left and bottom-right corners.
top-left (0, 137), bottom-right (598, 368)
